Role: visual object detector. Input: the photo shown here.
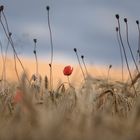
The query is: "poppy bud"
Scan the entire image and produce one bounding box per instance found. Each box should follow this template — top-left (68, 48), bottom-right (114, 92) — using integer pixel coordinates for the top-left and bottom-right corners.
top-left (116, 27), bottom-right (119, 32)
top-left (136, 20), bottom-right (139, 25)
top-left (49, 63), bottom-right (51, 67)
top-left (46, 6), bottom-right (50, 11)
top-left (109, 65), bottom-right (112, 69)
top-left (124, 18), bottom-right (127, 23)
top-left (33, 50), bottom-right (36, 54)
top-left (115, 14), bottom-right (119, 19)
top-left (81, 55), bottom-right (84, 59)
top-left (33, 39), bottom-right (37, 43)
top-left (74, 48), bottom-right (77, 52)
top-left (9, 32), bottom-right (12, 36)
top-left (0, 5), bottom-right (4, 12)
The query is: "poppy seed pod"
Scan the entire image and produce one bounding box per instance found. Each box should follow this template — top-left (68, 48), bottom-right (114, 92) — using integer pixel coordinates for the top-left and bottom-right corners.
top-left (109, 65), bottom-right (112, 69)
top-left (0, 5), bottom-right (4, 12)
top-left (33, 39), bottom-right (37, 43)
top-left (49, 63), bottom-right (51, 67)
top-left (33, 50), bottom-right (36, 54)
top-left (115, 14), bottom-right (119, 19)
top-left (124, 18), bottom-right (127, 23)
top-left (9, 32), bottom-right (12, 37)
top-left (81, 55), bottom-right (84, 59)
top-left (116, 27), bottom-right (119, 32)
top-left (63, 65), bottom-right (73, 76)
top-left (74, 48), bottom-right (77, 52)
top-left (46, 6), bottom-right (50, 11)
top-left (136, 20), bottom-right (139, 25)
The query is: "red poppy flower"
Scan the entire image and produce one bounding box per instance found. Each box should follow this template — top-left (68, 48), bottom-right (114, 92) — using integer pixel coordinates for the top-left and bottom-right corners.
top-left (13, 90), bottom-right (23, 104)
top-left (63, 65), bottom-right (73, 76)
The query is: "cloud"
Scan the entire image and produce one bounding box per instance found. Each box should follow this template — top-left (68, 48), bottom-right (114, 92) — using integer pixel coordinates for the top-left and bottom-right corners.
top-left (0, 0), bottom-right (140, 66)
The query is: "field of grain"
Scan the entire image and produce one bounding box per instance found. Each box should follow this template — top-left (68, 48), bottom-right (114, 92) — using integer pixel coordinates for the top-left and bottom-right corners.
top-left (1, 4), bottom-right (140, 140)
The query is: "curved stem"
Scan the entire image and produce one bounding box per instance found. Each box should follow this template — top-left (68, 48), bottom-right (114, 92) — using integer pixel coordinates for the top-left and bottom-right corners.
top-left (116, 29), bottom-right (124, 81)
top-left (117, 18), bottom-right (137, 96)
top-left (136, 23), bottom-right (140, 63)
top-left (75, 51), bottom-right (86, 81)
top-left (0, 13), bottom-right (30, 83)
top-left (47, 8), bottom-right (54, 93)
top-left (125, 21), bottom-right (139, 73)
top-left (81, 56), bottom-right (88, 76)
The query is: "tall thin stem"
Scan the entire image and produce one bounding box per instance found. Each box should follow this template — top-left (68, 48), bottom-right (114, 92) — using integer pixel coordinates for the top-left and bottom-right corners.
top-left (0, 40), bottom-right (4, 80)
top-left (74, 48), bottom-right (86, 81)
top-left (46, 6), bottom-right (53, 93)
top-left (124, 18), bottom-right (139, 74)
top-left (115, 14), bottom-right (137, 96)
top-left (33, 39), bottom-right (38, 76)
top-left (107, 65), bottom-right (112, 82)
top-left (136, 20), bottom-right (140, 64)
top-left (81, 55), bottom-right (88, 76)
top-left (116, 27), bottom-right (124, 82)
top-left (0, 8), bottom-right (30, 83)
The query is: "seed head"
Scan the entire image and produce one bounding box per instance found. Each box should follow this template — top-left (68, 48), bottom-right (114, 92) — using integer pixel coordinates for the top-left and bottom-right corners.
top-left (109, 65), bottom-right (112, 69)
top-left (9, 32), bottom-right (12, 37)
top-left (136, 20), bottom-right (139, 25)
top-left (33, 39), bottom-right (37, 43)
top-left (116, 27), bottom-right (119, 32)
top-left (0, 5), bottom-right (4, 12)
top-left (74, 48), bottom-right (77, 52)
top-left (81, 55), bottom-right (84, 59)
top-left (46, 6), bottom-right (50, 11)
top-left (49, 63), bottom-right (51, 67)
top-left (33, 50), bottom-right (36, 54)
top-left (124, 18), bottom-right (127, 23)
top-left (115, 14), bottom-right (119, 19)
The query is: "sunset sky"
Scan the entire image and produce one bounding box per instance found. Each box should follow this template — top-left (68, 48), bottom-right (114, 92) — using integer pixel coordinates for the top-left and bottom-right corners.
top-left (0, 0), bottom-right (140, 67)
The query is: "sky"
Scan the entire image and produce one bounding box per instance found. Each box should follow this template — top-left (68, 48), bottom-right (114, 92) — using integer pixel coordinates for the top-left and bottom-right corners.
top-left (0, 0), bottom-right (140, 67)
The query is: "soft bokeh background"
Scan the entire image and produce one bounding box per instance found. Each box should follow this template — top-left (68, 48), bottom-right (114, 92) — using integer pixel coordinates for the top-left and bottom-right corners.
top-left (0, 0), bottom-right (139, 82)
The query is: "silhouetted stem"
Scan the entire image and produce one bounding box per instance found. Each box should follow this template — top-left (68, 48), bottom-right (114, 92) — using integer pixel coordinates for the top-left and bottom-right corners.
top-left (33, 40), bottom-right (38, 75)
top-left (136, 21), bottom-right (140, 63)
top-left (81, 55), bottom-right (88, 76)
top-left (116, 27), bottom-right (124, 81)
top-left (116, 15), bottom-right (137, 96)
top-left (74, 49), bottom-right (86, 81)
top-left (107, 65), bottom-right (112, 82)
top-left (124, 19), bottom-right (139, 73)
top-left (46, 6), bottom-right (54, 93)
top-left (0, 40), bottom-right (4, 80)
top-left (0, 11), bottom-right (30, 83)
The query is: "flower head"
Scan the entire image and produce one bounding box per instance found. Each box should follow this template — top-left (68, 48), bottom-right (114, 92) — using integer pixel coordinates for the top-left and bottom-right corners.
top-left (46, 6), bottom-right (50, 11)
top-left (81, 55), bottom-right (84, 59)
top-left (115, 14), bottom-right (119, 19)
top-left (63, 65), bottom-right (73, 76)
top-left (13, 89), bottom-right (23, 104)
top-left (136, 20), bottom-right (139, 25)
top-left (124, 18), bottom-right (127, 23)
top-left (33, 39), bottom-right (37, 43)
top-left (0, 5), bottom-right (4, 12)
top-left (74, 48), bottom-right (77, 52)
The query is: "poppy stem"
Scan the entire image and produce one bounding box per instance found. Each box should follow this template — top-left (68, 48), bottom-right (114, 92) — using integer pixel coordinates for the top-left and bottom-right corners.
top-left (124, 18), bottom-right (139, 74)
top-left (136, 20), bottom-right (140, 64)
top-left (74, 48), bottom-right (86, 81)
top-left (0, 9), bottom-right (30, 84)
top-left (81, 55), bottom-right (88, 76)
top-left (67, 76), bottom-right (70, 86)
top-left (46, 6), bottom-right (54, 94)
top-left (107, 65), bottom-right (112, 83)
top-left (115, 14), bottom-right (137, 96)
top-left (116, 27), bottom-right (124, 82)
